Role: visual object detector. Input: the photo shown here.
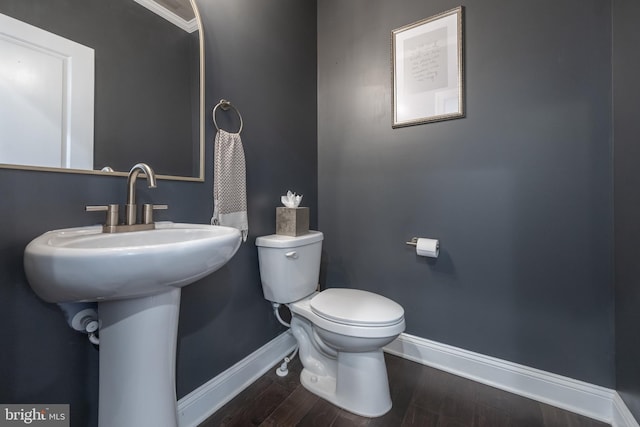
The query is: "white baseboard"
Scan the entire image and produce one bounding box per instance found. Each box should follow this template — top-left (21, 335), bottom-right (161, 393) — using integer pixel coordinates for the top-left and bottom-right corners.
top-left (613, 393), bottom-right (640, 427)
top-left (176, 331), bottom-right (297, 427)
top-left (175, 330), bottom-right (638, 427)
top-left (384, 333), bottom-right (639, 427)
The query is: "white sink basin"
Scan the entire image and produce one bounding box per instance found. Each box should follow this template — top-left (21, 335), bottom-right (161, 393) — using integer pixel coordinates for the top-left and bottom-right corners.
top-left (24, 221), bottom-right (242, 426)
top-left (24, 222), bottom-right (242, 303)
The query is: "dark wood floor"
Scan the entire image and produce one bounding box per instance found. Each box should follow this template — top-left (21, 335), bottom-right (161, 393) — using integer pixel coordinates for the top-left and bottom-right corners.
top-left (199, 353), bottom-right (610, 427)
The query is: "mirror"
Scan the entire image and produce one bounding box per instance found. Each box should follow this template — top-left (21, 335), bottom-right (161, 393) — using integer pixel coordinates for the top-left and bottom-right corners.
top-left (0, 0), bottom-right (204, 181)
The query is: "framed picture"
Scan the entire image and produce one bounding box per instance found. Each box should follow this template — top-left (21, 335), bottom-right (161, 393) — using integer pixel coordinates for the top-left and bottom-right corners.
top-left (392, 7), bottom-right (464, 128)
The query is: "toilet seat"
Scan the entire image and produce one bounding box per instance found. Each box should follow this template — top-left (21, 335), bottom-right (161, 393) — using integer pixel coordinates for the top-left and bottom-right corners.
top-left (290, 290), bottom-right (405, 339)
top-left (310, 288), bottom-right (404, 327)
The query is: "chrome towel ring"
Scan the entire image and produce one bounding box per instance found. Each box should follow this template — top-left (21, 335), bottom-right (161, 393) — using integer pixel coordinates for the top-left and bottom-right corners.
top-left (212, 99), bottom-right (243, 134)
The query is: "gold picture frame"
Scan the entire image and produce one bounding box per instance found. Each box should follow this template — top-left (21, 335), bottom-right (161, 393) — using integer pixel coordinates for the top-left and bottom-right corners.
top-left (392, 6), bottom-right (464, 128)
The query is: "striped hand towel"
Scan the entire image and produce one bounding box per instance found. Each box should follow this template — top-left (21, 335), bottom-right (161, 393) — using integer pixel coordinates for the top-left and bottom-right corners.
top-left (211, 129), bottom-right (248, 241)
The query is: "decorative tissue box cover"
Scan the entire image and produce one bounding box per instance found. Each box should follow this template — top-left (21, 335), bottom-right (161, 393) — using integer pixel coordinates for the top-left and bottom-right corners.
top-left (276, 207), bottom-right (309, 236)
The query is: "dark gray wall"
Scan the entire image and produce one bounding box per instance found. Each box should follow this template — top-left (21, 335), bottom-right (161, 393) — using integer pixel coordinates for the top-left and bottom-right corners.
top-left (318, 0), bottom-right (614, 387)
top-left (0, 0), bottom-right (317, 425)
top-left (176, 0), bottom-right (318, 399)
top-left (613, 0), bottom-right (640, 421)
top-left (0, 0), bottom-right (197, 176)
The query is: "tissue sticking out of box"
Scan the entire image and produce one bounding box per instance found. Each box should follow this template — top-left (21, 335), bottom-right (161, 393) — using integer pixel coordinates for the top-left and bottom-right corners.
top-left (281, 191), bottom-right (303, 208)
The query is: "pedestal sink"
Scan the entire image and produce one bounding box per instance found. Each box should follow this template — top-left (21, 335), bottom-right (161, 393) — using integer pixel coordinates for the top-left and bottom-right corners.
top-left (24, 222), bottom-right (242, 427)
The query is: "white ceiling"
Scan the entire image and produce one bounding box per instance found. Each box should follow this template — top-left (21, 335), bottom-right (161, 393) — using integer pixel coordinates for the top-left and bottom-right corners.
top-left (152, 0), bottom-right (194, 21)
top-left (134, 0), bottom-right (197, 32)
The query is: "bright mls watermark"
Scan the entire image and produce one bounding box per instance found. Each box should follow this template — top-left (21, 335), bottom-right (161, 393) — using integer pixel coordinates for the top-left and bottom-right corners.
top-left (0, 405), bottom-right (69, 427)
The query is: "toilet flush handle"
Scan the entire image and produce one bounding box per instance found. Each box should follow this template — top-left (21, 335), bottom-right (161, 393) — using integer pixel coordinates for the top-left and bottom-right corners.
top-left (285, 251), bottom-right (298, 259)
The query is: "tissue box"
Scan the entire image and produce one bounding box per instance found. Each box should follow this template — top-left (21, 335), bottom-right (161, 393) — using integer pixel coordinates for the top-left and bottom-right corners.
top-left (276, 207), bottom-right (309, 236)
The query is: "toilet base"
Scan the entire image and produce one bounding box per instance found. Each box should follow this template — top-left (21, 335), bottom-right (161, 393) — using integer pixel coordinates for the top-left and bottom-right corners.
top-left (299, 349), bottom-right (392, 417)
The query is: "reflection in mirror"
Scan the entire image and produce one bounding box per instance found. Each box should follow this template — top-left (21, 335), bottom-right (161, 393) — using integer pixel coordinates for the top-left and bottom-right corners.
top-left (0, 0), bottom-right (204, 181)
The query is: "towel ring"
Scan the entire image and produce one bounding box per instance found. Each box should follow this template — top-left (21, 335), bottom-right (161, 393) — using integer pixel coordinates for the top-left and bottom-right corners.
top-left (213, 99), bottom-right (243, 134)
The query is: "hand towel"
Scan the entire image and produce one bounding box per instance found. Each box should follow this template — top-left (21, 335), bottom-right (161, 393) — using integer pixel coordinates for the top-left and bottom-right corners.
top-left (211, 129), bottom-right (248, 241)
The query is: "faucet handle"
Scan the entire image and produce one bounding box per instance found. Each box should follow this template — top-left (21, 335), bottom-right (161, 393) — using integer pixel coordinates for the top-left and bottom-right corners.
top-left (85, 204), bottom-right (119, 227)
top-left (142, 204), bottom-right (168, 225)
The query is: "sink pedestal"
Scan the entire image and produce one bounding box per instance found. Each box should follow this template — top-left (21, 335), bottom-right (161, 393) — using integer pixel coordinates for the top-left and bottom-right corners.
top-left (98, 288), bottom-right (181, 427)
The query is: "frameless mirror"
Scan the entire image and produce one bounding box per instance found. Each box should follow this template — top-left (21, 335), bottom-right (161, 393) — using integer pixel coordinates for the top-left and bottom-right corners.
top-left (0, 0), bottom-right (204, 181)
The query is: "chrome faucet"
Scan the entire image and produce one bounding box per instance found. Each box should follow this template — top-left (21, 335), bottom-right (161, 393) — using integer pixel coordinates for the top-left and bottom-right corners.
top-left (86, 162), bottom-right (167, 233)
top-left (126, 163), bottom-right (157, 225)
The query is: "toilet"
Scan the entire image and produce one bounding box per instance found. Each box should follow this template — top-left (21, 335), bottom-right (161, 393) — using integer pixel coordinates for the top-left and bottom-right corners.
top-left (256, 231), bottom-right (405, 417)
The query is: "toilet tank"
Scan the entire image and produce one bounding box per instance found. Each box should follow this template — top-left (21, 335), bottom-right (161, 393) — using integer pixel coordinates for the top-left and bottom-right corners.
top-left (255, 231), bottom-right (323, 303)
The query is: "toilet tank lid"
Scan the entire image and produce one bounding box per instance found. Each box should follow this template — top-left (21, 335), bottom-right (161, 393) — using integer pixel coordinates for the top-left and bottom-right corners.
top-left (255, 231), bottom-right (323, 248)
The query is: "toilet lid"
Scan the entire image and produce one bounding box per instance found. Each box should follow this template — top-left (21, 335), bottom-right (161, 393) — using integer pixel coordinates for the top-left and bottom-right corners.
top-left (310, 288), bottom-right (404, 327)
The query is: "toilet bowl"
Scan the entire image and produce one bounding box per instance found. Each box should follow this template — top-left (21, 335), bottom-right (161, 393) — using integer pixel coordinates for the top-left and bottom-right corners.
top-left (256, 231), bottom-right (405, 417)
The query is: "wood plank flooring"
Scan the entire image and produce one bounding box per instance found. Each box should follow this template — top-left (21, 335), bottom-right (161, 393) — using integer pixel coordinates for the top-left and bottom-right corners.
top-left (199, 353), bottom-right (610, 427)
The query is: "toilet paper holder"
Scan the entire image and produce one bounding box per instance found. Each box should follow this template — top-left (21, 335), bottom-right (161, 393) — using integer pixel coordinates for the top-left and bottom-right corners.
top-left (405, 237), bottom-right (439, 249)
top-left (405, 237), bottom-right (419, 246)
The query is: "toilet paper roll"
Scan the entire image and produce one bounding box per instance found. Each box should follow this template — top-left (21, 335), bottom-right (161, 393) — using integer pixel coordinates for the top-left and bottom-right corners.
top-left (416, 238), bottom-right (439, 258)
